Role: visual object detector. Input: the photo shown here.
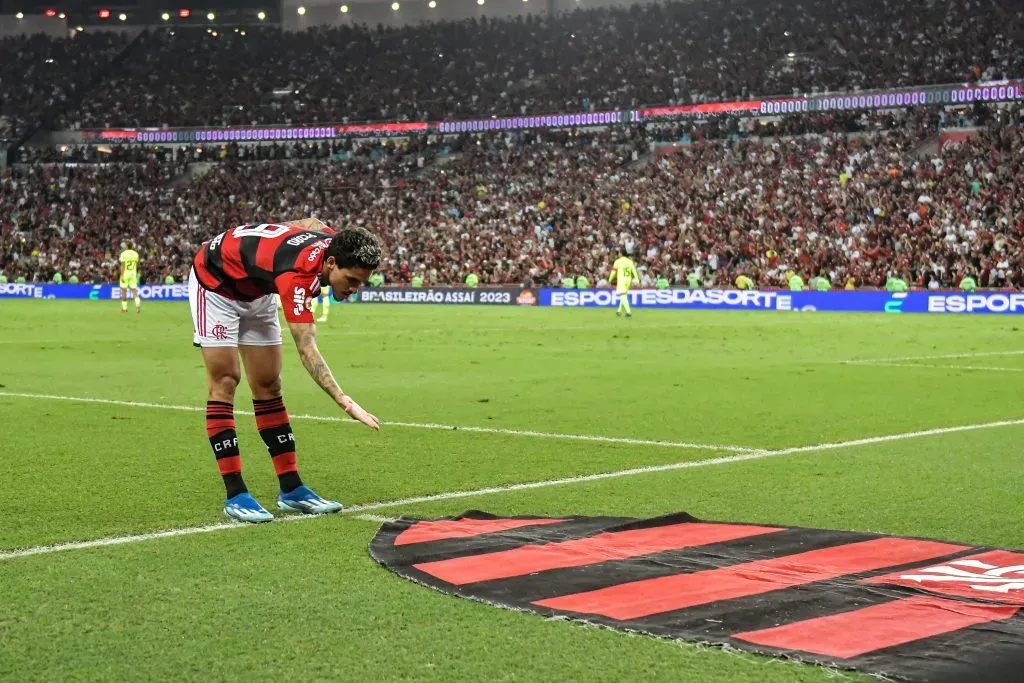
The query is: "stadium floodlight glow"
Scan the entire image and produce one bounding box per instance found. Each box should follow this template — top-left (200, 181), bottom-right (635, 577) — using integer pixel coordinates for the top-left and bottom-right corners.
top-left (161, 12), bottom-right (170, 19)
top-left (178, 8), bottom-right (190, 17)
top-left (118, 12), bottom-right (126, 20)
top-left (44, 8), bottom-right (56, 16)
top-left (390, 1), bottom-right (399, 10)
top-left (427, 1), bottom-right (435, 7)
top-left (296, 5), bottom-right (305, 14)
top-left (256, 10), bottom-right (265, 19)
top-left (210, 29), bottom-right (217, 35)
top-left (75, 25), bottom-right (83, 30)
top-left (98, 8), bottom-right (110, 17)
top-left (239, 29), bottom-right (246, 35)
top-left (58, 11), bottom-right (65, 17)
top-left (340, 4), bottom-right (348, 12)
top-left (206, 11), bottom-right (214, 19)
top-left (477, 0), bottom-right (483, 5)
top-left (15, 11), bottom-right (24, 18)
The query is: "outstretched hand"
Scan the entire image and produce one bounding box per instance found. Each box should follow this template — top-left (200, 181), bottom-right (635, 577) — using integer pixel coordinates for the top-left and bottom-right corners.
top-left (341, 397), bottom-right (381, 431)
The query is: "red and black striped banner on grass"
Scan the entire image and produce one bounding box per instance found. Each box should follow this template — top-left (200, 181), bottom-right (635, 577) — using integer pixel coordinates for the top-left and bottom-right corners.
top-left (369, 511), bottom-right (1024, 682)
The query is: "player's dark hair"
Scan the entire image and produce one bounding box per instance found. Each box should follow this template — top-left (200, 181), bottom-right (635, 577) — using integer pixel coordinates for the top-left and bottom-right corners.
top-left (327, 227), bottom-right (382, 270)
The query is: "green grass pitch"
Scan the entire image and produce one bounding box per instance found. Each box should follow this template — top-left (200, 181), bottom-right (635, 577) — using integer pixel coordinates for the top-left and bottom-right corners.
top-left (1, 300), bottom-right (1023, 682)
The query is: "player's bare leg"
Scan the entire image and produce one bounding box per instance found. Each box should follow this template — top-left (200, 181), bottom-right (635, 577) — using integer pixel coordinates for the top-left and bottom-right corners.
top-left (202, 346), bottom-right (272, 522)
top-left (132, 287), bottom-right (141, 313)
top-left (239, 343), bottom-right (342, 514)
top-left (317, 289), bottom-right (331, 322)
top-left (204, 346), bottom-right (241, 403)
top-left (120, 288), bottom-right (128, 314)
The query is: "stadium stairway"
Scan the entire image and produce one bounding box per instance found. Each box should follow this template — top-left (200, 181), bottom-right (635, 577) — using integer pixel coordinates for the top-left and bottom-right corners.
top-left (625, 148), bottom-right (655, 171)
top-left (914, 134), bottom-right (941, 159)
top-left (168, 162), bottom-right (217, 188)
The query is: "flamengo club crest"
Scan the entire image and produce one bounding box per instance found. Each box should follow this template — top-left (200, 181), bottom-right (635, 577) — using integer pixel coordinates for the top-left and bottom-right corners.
top-left (863, 551), bottom-right (1024, 602)
top-left (370, 511), bottom-right (1024, 682)
top-left (210, 324), bottom-right (228, 340)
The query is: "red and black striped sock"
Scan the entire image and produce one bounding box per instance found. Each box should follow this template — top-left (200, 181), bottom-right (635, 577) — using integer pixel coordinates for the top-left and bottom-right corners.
top-left (206, 400), bottom-right (247, 498)
top-left (253, 396), bottom-right (303, 493)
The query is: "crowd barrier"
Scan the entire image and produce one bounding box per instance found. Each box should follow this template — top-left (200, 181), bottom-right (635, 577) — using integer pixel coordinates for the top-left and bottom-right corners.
top-left (3, 283), bottom-right (1023, 314)
top-left (0, 283), bottom-right (188, 300)
top-left (540, 289), bottom-right (1024, 314)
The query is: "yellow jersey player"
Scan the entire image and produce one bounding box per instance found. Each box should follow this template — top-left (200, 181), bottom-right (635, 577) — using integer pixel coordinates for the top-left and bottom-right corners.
top-left (311, 286), bottom-right (332, 322)
top-left (608, 255), bottom-right (639, 318)
top-left (118, 243), bottom-right (142, 314)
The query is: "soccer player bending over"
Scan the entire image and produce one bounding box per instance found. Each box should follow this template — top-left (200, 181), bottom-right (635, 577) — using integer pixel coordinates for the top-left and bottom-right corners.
top-left (608, 254), bottom-right (639, 318)
top-left (189, 219), bottom-right (382, 523)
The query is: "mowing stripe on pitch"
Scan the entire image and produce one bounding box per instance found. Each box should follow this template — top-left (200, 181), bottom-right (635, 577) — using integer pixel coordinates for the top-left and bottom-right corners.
top-left (842, 350), bottom-right (1024, 364)
top-left (842, 361), bottom-right (1024, 373)
top-left (0, 391), bottom-right (756, 454)
top-left (2, 409), bottom-right (1023, 561)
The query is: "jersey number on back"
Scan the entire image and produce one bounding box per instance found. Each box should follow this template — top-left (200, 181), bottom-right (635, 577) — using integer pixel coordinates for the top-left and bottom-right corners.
top-left (231, 224), bottom-right (291, 239)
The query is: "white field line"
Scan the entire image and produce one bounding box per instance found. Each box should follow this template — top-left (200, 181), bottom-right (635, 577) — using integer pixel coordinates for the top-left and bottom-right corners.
top-left (847, 361), bottom-right (1024, 373)
top-left (842, 350), bottom-right (1024, 364)
top-left (0, 512), bottom-right (397, 561)
top-left (2, 407), bottom-right (1023, 561)
top-left (0, 391), bottom-right (756, 454)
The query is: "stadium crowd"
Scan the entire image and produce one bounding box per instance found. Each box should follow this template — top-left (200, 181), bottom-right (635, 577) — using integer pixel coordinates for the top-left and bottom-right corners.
top-left (63, 0), bottom-right (1024, 129)
top-left (0, 31), bottom-right (131, 141)
top-left (0, 0), bottom-right (1020, 139)
top-left (2, 106), bottom-right (1021, 290)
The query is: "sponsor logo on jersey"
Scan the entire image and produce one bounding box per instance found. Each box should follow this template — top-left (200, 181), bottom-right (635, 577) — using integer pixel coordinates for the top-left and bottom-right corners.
top-left (293, 287), bottom-right (306, 316)
top-left (287, 232), bottom-right (318, 247)
top-left (307, 241), bottom-right (329, 262)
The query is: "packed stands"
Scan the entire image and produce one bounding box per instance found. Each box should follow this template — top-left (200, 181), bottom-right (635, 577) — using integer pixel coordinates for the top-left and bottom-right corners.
top-left (0, 32), bottom-right (130, 141)
top-left (3, 107), bottom-right (1021, 289)
top-left (0, 0), bottom-right (1019, 134)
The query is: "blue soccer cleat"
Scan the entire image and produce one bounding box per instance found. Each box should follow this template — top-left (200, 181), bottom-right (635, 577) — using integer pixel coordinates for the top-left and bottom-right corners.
top-left (277, 485), bottom-right (343, 515)
top-left (224, 492), bottom-right (275, 523)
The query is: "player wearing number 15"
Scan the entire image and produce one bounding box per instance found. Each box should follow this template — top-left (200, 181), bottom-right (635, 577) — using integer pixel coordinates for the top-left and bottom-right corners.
top-left (608, 255), bottom-right (639, 318)
top-left (118, 243), bottom-right (142, 314)
top-left (189, 219), bottom-right (383, 523)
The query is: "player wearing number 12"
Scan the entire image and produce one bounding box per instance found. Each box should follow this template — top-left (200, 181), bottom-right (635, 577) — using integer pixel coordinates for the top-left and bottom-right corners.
top-left (189, 218), bottom-right (383, 523)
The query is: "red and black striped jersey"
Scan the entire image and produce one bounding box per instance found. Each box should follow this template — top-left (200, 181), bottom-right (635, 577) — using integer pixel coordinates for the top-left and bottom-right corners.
top-left (192, 223), bottom-right (335, 323)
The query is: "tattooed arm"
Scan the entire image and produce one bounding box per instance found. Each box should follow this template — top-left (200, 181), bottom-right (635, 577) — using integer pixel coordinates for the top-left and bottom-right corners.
top-left (288, 322), bottom-right (380, 430)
